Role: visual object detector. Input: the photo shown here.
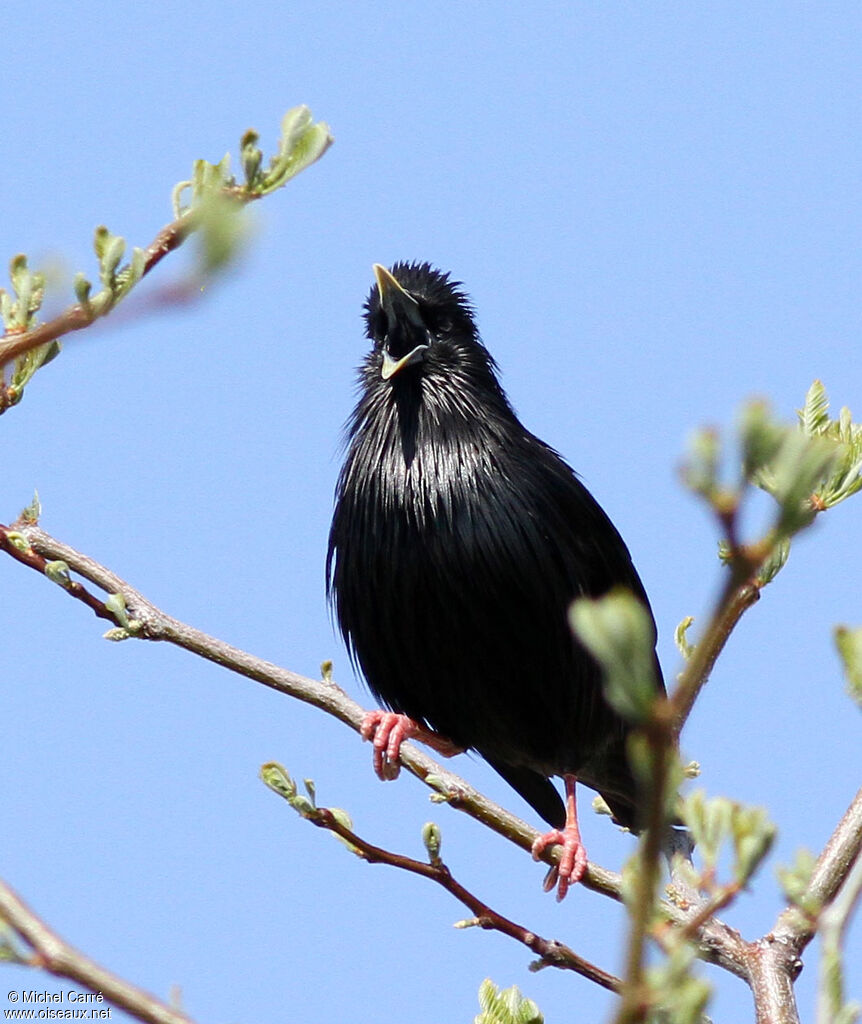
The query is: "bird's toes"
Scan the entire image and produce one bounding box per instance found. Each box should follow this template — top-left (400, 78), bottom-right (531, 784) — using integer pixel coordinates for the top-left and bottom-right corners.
top-left (361, 710), bottom-right (462, 780)
top-left (362, 710), bottom-right (418, 780)
top-left (531, 829), bottom-right (563, 862)
top-left (359, 710), bottom-right (385, 742)
top-left (374, 746), bottom-right (401, 781)
top-left (558, 837), bottom-right (588, 885)
top-left (531, 827), bottom-right (588, 901)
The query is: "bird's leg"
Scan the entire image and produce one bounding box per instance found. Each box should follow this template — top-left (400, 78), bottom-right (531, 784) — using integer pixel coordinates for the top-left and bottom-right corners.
top-left (360, 710), bottom-right (464, 781)
top-left (530, 774), bottom-right (588, 901)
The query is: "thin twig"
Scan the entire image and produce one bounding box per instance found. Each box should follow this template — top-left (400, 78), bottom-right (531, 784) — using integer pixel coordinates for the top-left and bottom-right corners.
top-left (294, 802), bottom-right (621, 990)
top-left (0, 212), bottom-right (198, 372)
top-left (675, 883), bottom-right (742, 943)
top-left (611, 520), bottom-right (771, 1022)
top-left (0, 879), bottom-right (194, 1024)
top-left (670, 573), bottom-right (761, 742)
top-left (818, 813), bottom-right (862, 940)
top-left (613, 726), bottom-right (674, 1024)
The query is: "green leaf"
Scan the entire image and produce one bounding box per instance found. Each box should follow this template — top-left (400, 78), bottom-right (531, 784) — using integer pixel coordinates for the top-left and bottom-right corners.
top-left (19, 491), bottom-right (41, 524)
top-left (327, 806), bottom-right (352, 832)
top-left (674, 616), bottom-right (695, 659)
top-left (731, 805), bottom-right (776, 884)
top-left (757, 428), bottom-right (837, 536)
top-left (740, 400), bottom-right (786, 482)
top-left (8, 339), bottom-right (61, 400)
top-left (260, 761), bottom-right (297, 801)
top-left (44, 560), bottom-right (72, 588)
top-left (3, 531), bottom-right (30, 553)
top-left (681, 790), bottom-right (775, 884)
top-left (2, 254), bottom-right (46, 332)
top-left (755, 536), bottom-right (791, 586)
top-left (257, 105), bottom-right (333, 195)
top-left (569, 589), bottom-right (659, 723)
top-left (798, 380), bottom-right (830, 436)
top-left (475, 980), bottom-right (543, 1024)
top-left (114, 246), bottom-right (146, 298)
top-left (776, 848), bottom-right (819, 916)
top-left (104, 592), bottom-right (131, 628)
top-left (794, 382), bottom-right (862, 509)
top-left (834, 626), bottom-right (862, 709)
top-left (646, 943), bottom-right (712, 1024)
top-left (241, 128), bottom-right (263, 187)
top-left (422, 821), bottom-right (442, 863)
top-left (193, 189), bottom-right (247, 274)
top-left (681, 427), bottom-right (722, 499)
top-left (74, 272), bottom-right (92, 307)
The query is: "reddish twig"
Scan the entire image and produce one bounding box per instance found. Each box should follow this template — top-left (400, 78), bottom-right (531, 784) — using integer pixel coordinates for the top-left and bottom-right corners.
top-left (0, 522), bottom-right (118, 623)
top-left (0, 213), bottom-right (199, 373)
top-left (299, 803), bottom-right (621, 991)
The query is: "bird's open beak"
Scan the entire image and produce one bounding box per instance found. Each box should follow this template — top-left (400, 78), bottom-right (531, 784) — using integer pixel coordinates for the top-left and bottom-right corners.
top-left (373, 263), bottom-right (430, 380)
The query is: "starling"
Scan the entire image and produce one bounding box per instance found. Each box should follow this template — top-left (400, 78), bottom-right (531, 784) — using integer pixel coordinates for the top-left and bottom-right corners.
top-left (327, 262), bottom-right (665, 898)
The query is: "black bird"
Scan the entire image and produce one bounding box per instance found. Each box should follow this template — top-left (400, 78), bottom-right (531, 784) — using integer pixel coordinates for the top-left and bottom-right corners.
top-left (327, 262), bottom-right (665, 898)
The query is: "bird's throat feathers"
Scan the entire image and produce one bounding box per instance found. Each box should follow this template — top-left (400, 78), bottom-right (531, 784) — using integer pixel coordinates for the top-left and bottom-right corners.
top-left (344, 360), bottom-right (521, 531)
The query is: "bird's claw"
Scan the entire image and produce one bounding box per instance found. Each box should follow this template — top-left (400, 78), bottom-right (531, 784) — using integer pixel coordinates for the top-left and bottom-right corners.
top-left (361, 711), bottom-right (464, 781)
top-left (531, 826), bottom-right (588, 902)
top-left (361, 711), bottom-right (418, 780)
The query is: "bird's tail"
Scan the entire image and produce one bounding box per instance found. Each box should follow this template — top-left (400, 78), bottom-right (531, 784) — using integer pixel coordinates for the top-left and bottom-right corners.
top-left (485, 759), bottom-right (567, 829)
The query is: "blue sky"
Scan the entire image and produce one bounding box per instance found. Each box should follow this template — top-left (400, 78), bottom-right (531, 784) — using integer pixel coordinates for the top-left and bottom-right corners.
top-left (2, 3), bottom-right (860, 1022)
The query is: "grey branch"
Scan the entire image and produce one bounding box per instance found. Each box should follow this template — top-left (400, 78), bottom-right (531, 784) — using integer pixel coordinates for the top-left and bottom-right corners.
top-left (0, 879), bottom-right (194, 1024)
top-left (7, 523), bottom-right (749, 974)
top-left (4, 520), bottom-right (860, 1022)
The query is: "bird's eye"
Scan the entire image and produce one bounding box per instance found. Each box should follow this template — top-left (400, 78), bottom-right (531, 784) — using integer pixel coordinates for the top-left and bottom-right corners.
top-left (420, 305), bottom-right (451, 336)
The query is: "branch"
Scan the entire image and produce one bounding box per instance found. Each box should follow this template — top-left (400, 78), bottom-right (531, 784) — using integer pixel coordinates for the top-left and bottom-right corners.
top-left (669, 573), bottom-right (761, 741)
top-left (0, 106), bottom-right (333, 412)
top-left (673, 382), bottom-right (862, 741)
top-left (0, 879), bottom-right (195, 1024)
top-left (0, 519), bottom-right (754, 986)
top-left (0, 213), bottom-right (195, 370)
top-left (572, 580), bottom-right (775, 1021)
top-left (743, 787), bottom-right (862, 1024)
top-left (775, 785), bottom-right (862, 955)
top-left (0, 520), bottom-right (613, 881)
top-left (261, 766), bottom-right (620, 991)
top-left (612, 724), bottom-right (677, 1024)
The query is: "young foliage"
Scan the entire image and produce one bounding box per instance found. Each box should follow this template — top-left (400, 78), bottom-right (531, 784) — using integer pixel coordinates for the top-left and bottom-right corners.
top-left (569, 588), bottom-right (660, 724)
top-left (0, 106), bottom-right (332, 412)
top-left (474, 980), bottom-right (543, 1024)
top-left (683, 382), bottom-right (862, 588)
top-left (834, 626), bottom-right (862, 710)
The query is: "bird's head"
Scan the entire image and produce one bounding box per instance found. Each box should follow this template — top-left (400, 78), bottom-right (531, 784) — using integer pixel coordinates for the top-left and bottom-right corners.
top-left (364, 262), bottom-right (489, 383)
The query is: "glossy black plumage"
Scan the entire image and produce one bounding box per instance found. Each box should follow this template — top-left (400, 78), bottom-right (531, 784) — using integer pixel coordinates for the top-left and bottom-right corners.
top-left (327, 262), bottom-right (663, 834)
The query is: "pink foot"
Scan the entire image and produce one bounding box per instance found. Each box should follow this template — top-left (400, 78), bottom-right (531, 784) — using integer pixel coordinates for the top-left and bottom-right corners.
top-left (361, 711), bottom-right (416, 780)
top-left (530, 774), bottom-right (588, 901)
top-left (531, 825), bottom-right (588, 901)
top-left (360, 711), bottom-right (464, 781)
